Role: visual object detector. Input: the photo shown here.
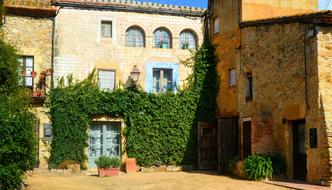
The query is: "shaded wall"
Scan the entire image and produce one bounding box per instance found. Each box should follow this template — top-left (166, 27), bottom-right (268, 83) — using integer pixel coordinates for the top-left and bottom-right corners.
top-left (209, 0), bottom-right (240, 117)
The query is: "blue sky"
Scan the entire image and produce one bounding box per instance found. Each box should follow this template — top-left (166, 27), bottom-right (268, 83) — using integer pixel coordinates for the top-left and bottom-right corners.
top-left (319, 0), bottom-right (332, 9)
top-left (141, 0), bottom-right (331, 10)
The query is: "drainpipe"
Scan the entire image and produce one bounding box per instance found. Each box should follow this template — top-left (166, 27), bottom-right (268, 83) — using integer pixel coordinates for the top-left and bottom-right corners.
top-left (304, 24), bottom-right (310, 110)
top-left (51, 7), bottom-right (61, 89)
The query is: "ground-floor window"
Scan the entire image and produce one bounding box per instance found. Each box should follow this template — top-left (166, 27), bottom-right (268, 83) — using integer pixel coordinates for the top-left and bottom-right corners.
top-left (88, 121), bottom-right (121, 168)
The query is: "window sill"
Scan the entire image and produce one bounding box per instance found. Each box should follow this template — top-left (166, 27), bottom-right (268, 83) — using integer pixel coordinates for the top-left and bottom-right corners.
top-left (153, 47), bottom-right (172, 49)
top-left (125, 46), bottom-right (145, 48)
top-left (228, 84), bottom-right (237, 88)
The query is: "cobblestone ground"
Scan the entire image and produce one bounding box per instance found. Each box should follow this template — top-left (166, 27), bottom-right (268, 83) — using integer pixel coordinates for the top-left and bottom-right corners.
top-left (25, 171), bottom-right (290, 190)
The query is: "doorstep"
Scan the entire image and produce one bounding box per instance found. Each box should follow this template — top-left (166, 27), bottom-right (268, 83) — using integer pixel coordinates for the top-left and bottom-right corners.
top-left (265, 180), bottom-right (332, 190)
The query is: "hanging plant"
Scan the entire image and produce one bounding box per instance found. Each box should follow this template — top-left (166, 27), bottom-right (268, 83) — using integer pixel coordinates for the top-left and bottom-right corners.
top-left (31, 71), bottom-right (37, 78)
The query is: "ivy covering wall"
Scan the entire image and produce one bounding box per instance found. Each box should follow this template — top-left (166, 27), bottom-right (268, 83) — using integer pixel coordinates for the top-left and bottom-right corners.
top-left (0, 37), bottom-right (36, 189)
top-left (48, 40), bottom-right (218, 168)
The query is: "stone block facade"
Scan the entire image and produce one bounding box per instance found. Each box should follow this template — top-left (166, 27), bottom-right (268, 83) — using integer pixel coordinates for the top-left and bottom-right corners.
top-left (53, 3), bottom-right (203, 91)
top-left (52, 0), bottom-right (204, 169)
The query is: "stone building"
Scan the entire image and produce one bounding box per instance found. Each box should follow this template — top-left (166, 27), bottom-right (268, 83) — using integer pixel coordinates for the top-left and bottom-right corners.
top-left (3, 0), bottom-right (57, 169)
top-left (239, 12), bottom-right (332, 184)
top-left (208, 0), bottom-right (332, 186)
top-left (51, 0), bottom-right (204, 168)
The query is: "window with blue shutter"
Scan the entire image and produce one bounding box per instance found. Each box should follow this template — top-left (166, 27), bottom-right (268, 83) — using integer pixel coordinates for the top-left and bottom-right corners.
top-left (146, 62), bottom-right (179, 93)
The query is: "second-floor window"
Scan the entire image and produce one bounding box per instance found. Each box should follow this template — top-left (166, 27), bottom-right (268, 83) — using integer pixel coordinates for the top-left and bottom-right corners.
top-left (125, 26), bottom-right (145, 47)
top-left (213, 16), bottom-right (219, 34)
top-left (18, 56), bottom-right (34, 89)
top-left (229, 68), bottom-right (236, 86)
top-left (179, 30), bottom-right (197, 49)
top-left (153, 28), bottom-right (172, 49)
top-left (101, 21), bottom-right (112, 38)
top-left (98, 70), bottom-right (115, 91)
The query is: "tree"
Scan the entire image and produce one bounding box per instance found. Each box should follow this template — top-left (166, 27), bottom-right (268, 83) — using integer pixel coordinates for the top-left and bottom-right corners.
top-left (0, 31), bottom-right (36, 189)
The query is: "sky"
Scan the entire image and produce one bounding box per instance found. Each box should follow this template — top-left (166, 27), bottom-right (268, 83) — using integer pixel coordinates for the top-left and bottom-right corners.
top-left (139, 0), bottom-right (331, 10)
top-left (319, 0), bottom-right (332, 9)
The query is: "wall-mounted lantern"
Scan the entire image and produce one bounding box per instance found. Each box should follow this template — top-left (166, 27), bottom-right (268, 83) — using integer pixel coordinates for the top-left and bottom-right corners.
top-left (130, 65), bottom-right (140, 83)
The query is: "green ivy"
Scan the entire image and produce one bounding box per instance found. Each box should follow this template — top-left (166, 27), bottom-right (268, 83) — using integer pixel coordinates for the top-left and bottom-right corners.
top-left (48, 40), bottom-right (218, 168)
top-left (0, 36), bottom-right (37, 189)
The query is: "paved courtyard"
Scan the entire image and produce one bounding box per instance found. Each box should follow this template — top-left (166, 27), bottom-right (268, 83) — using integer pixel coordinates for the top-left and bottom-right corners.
top-left (25, 171), bottom-right (289, 190)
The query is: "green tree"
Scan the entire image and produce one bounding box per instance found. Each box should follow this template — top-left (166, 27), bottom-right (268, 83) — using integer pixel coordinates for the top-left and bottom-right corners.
top-left (0, 36), bottom-right (36, 189)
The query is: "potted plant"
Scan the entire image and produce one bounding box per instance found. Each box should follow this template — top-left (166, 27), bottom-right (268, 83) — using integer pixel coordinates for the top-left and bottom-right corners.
top-left (95, 156), bottom-right (121, 177)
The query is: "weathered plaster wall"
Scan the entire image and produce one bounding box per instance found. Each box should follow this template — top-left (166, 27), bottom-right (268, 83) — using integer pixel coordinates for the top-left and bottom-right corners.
top-left (210, 0), bottom-right (240, 117)
top-left (239, 22), bottom-right (330, 183)
top-left (3, 15), bottom-right (53, 168)
top-left (54, 8), bottom-right (203, 90)
top-left (242, 0), bottom-right (318, 21)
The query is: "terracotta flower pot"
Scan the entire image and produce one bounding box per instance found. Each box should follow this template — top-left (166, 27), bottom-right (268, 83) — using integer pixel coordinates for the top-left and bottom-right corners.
top-left (31, 71), bottom-right (37, 78)
top-left (126, 158), bottom-right (137, 173)
top-left (98, 168), bottom-right (119, 177)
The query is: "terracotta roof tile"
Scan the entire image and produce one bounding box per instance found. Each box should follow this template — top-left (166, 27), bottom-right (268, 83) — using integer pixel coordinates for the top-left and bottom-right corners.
top-left (4, 0), bottom-right (57, 17)
top-left (240, 10), bottom-right (332, 27)
top-left (4, 0), bottom-right (52, 8)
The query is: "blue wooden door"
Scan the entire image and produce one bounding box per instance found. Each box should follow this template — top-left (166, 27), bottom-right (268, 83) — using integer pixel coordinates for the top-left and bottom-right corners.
top-left (88, 122), bottom-right (121, 168)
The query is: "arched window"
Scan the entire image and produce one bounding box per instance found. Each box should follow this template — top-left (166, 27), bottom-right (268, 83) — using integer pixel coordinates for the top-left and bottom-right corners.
top-left (153, 27), bottom-right (172, 49)
top-left (179, 30), bottom-right (197, 49)
top-left (125, 26), bottom-right (145, 47)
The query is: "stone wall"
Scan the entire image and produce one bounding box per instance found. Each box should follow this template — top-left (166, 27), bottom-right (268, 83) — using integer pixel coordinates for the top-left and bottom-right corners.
top-left (239, 21), bottom-right (332, 184)
top-left (316, 26), bottom-right (332, 185)
top-left (54, 8), bottom-right (203, 90)
top-left (3, 15), bottom-right (53, 168)
top-left (208, 0), bottom-right (317, 118)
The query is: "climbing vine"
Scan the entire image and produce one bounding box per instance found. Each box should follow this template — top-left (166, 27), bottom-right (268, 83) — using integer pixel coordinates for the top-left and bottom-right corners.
top-left (48, 40), bottom-right (218, 168)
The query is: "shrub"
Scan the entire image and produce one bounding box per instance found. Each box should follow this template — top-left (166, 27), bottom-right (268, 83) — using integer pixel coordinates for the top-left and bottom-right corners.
top-left (0, 37), bottom-right (36, 189)
top-left (95, 156), bottom-right (121, 169)
top-left (109, 157), bottom-right (121, 168)
top-left (95, 156), bottom-right (112, 169)
top-left (243, 154), bottom-right (273, 181)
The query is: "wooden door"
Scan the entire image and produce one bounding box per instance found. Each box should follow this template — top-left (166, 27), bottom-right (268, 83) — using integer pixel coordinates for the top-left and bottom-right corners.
top-left (293, 120), bottom-right (307, 181)
top-left (242, 121), bottom-right (252, 158)
top-left (198, 122), bottom-right (218, 170)
top-left (218, 118), bottom-right (239, 172)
